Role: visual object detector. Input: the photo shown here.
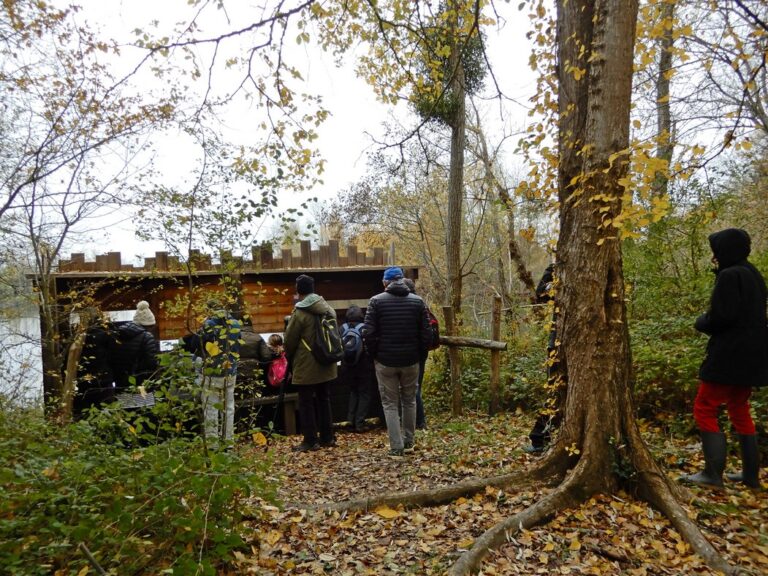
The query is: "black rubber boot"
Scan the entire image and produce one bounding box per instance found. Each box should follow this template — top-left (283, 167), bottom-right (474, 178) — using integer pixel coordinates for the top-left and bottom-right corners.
top-left (725, 434), bottom-right (760, 489)
top-left (679, 431), bottom-right (726, 488)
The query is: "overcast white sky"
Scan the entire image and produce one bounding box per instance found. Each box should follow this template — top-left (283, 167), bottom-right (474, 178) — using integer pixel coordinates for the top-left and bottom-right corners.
top-left (64, 1), bottom-right (537, 263)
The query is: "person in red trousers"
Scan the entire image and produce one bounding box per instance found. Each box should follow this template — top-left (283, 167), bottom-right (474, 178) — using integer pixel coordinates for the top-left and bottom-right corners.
top-left (681, 228), bottom-right (768, 489)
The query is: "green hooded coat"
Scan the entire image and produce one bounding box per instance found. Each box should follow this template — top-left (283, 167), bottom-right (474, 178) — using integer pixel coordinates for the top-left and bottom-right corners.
top-left (284, 294), bottom-right (338, 385)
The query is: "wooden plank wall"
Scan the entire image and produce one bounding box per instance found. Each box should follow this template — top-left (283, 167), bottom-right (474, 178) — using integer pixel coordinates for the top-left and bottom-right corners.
top-left (58, 241), bottom-right (391, 273)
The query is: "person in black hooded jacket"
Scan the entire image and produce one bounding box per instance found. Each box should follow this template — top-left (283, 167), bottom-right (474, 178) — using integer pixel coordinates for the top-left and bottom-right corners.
top-left (108, 321), bottom-right (159, 389)
top-left (680, 228), bottom-right (768, 489)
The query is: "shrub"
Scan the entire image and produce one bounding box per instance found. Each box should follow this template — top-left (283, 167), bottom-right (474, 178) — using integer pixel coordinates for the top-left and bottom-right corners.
top-left (0, 361), bottom-right (276, 575)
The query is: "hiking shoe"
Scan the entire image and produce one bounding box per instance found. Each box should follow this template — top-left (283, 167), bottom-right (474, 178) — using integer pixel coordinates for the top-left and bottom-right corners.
top-left (292, 441), bottom-right (320, 453)
top-left (320, 438), bottom-right (337, 448)
top-left (523, 444), bottom-right (545, 454)
top-left (403, 442), bottom-right (415, 454)
top-left (388, 449), bottom-right (405, 458)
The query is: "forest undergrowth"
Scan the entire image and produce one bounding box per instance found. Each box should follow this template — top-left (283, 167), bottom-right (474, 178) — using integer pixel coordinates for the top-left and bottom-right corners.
top-left (239, 411), bottom-right (768, 575)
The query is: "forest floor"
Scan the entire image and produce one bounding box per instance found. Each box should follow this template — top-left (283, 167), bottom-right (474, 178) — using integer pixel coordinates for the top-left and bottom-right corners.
top-left (236, 412), bottom-right (768, 575)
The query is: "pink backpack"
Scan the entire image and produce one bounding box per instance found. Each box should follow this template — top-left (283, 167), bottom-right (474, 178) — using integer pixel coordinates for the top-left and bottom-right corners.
top-left (267, 353), bottom-right (289, 387)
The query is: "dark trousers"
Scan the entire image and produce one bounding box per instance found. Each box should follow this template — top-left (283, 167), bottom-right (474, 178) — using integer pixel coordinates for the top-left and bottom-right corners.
top-left (416, 358), bottom-right (427, 429)
top-left (346, 365), bottom-right (375, 430)
top-left (297, 380), bottom-right (334, 444)
top-left (528, 349), bottom-right (565, 447)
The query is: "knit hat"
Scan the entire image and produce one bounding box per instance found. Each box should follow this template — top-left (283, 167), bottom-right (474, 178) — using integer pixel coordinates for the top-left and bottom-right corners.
top-left (296, 274), bottom-right (315, 295)
top-left (133, 301), bottom-right (156, 326)
top-left (383, 266), bottom-right (404, 282)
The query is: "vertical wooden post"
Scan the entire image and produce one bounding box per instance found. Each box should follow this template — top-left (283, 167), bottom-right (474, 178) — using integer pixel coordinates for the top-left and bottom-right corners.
top-left (489, 296), bottom-right (502, 416)
top-left (281, 248), bottom-right (292, 269)
top-left (300, 240), bottom-right (311, 267)
top-left (107, 252), bottom-right (121, 272)
top-left (329, 239), bottom-right (339, 267)
top-left (443, 305), bottom-right (462, 416)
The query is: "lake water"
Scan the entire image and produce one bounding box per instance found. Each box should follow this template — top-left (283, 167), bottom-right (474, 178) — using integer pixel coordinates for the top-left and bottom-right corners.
top-left (0, 312), bottom-right (279, 406)
top-left (0, 311), bottom-right (141, 405)
top-left (1, 316), bottom-right (44, 404)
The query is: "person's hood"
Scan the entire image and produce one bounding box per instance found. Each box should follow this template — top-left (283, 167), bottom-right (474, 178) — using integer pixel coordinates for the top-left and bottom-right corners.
top-left (385, 278), bottom-right (412, 296)
top-left (296, 293), bottom-right (329, 314)
top-left (709, 228), bottom-right (751, 269)
top-left (113, 321), bottom-right (147, 341)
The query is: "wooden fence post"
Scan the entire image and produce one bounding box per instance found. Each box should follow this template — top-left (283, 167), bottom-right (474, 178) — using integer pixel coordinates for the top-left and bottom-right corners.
top-left (443, 305), bottom-right (462, 416)
top-left (489, 296), bottom-right (502, 416)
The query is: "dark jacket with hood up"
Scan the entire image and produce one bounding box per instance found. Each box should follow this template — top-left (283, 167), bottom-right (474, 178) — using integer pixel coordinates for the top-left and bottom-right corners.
top-left (108, 321), bottom-right (159, 388)
top-left (363, 278), bottom-right (432, 367)
top-left (695, 228), bottom-right (768, 387)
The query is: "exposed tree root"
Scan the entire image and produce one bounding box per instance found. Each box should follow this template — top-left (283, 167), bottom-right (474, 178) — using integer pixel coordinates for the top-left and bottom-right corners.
top-left (623, 398), bottom-right (743, 575)
top-left (289, 421), bottom-right (743, 574)
top-left (294, 450), bottom-right (571, 514)
top-left (298, 469), bottom-right (534, 513)
top-left (448, 460), bottom-right (590, 576)
top-left (638, 468), bottom-right (745, 575)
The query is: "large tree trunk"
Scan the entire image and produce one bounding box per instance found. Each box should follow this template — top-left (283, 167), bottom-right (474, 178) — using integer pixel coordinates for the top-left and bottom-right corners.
top-left (450, 1), bottom-right (737, 572)
top-left (445, 0), bottom-right (467, 416)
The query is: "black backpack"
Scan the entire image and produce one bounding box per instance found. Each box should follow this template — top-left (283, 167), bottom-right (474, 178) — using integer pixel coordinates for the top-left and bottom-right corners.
top-left (304, 310), bottom-right (344, 365)
top-left (340, 322), bottom-right (365, 366)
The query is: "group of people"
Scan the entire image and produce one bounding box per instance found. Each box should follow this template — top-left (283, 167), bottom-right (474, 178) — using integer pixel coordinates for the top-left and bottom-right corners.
top-left (172, 267), bottom-right (434, 454)
top-left (74, 227), bottom-right (766, 480)
top-left (74, 301), bottom-right (160, 414)
top-left (284, 268), bottom-right (433, 457)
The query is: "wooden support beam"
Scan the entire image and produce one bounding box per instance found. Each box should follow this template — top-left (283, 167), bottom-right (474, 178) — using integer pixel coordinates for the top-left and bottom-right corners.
top-left (444, 306), bottom-right (462, 416)
top-left (438, 335), bottom-right (507, 351)
top-left (489, 296), bottom-right (502, 415)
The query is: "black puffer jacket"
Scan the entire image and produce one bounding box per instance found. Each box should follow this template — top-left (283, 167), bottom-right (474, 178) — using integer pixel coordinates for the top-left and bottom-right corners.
top-left (363, 279), bottom-right (432, 367)
top-left (695, 228), bottom-right (768, 387)
top-left (108, 321), bottom-right (159, 388)
top-left (76, 322), bottom-right (115, 409)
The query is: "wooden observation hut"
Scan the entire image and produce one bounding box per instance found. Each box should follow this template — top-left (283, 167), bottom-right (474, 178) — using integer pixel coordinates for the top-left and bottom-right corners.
top-left (45, 240), bottom-right (419, 431)
top-left (52, 240), bottom-right (418, 340)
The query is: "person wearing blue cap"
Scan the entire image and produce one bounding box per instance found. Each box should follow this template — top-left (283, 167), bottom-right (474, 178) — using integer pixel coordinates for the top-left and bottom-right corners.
top-left (364, 267), bottom-right (432, 457)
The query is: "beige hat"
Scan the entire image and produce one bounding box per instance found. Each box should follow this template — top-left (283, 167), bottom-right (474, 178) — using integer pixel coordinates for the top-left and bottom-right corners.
top-left (133, 300), bottom-right (156, 326)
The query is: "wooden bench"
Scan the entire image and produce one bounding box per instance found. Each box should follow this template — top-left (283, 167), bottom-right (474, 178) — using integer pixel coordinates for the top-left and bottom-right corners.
top-left (237, 392), bottom-right (299, 435)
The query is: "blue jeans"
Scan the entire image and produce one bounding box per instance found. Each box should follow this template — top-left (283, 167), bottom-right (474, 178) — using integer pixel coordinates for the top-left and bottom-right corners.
top-left (375, 361), bottom-right (419, 451)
